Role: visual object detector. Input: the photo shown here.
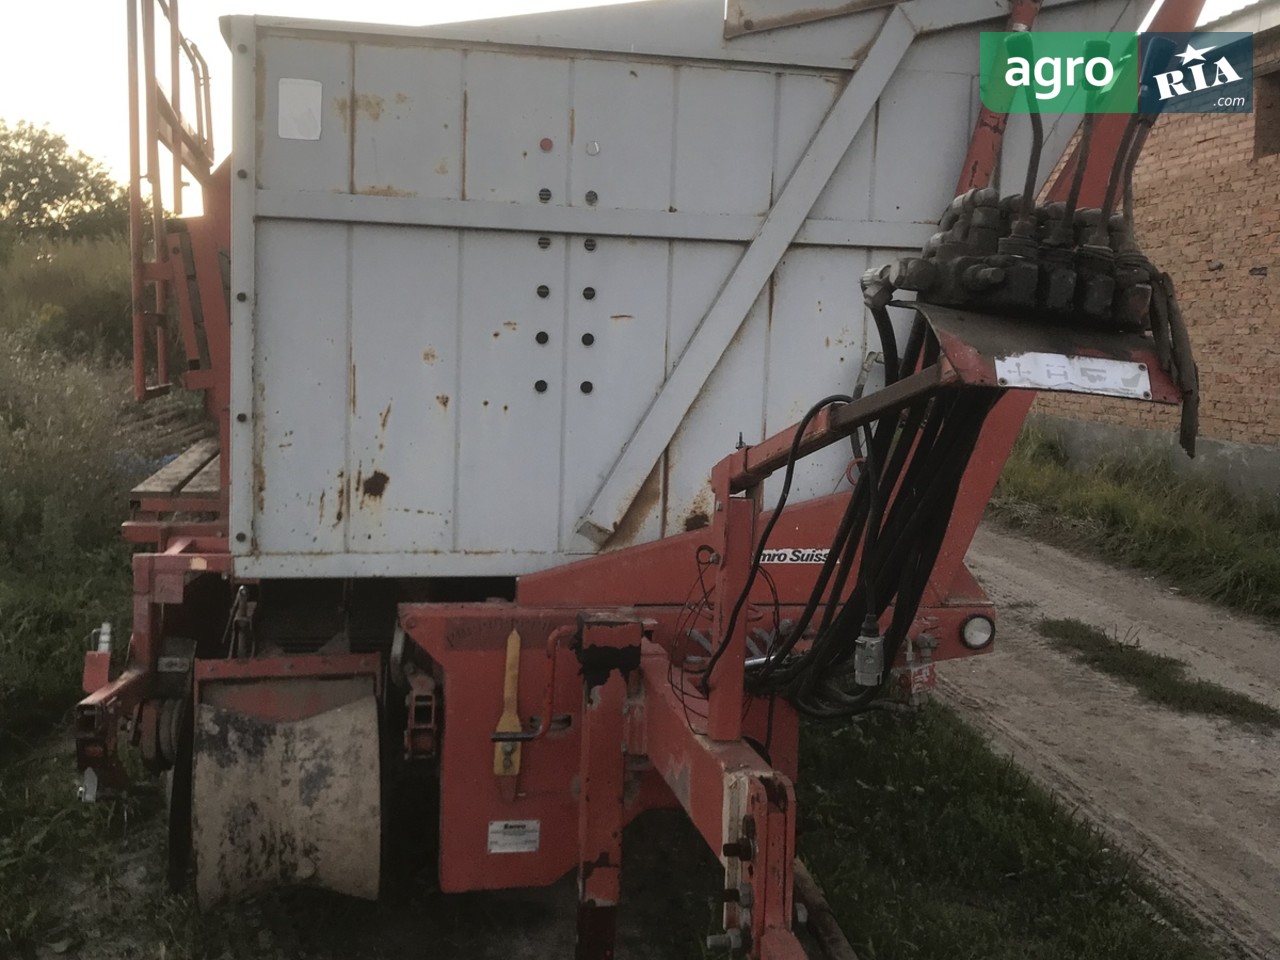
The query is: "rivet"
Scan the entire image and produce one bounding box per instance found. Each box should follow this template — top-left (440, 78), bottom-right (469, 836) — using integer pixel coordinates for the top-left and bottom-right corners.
top-left (235, 532), bottom-right (247, 542)
top-left (584, 238), bottom-right (597, 252)
top-left (538, 187), bottom-right (552, 203)
top-left (236, 413), bottom-right (248, 423)
top-left (540, 137), bottom-right (554, 152)
top-left (1138, 363), bottom-right (1148, 371)
top-left (237, 169), bottom-right (248, 179)
top-left (236, 292), bottom-right (248, 302)
top-left (537, 236), bottom-right (551, 249)
top-left (583, 287), bottom-right (596, 300)
top-left (537, 285), bottom-right (550, 299)
top-left (535, 380), bottom-right (548, 393)
top-left (237, 43), bottom-right (248, 53)
top-left (580, 381), bottom-right (594, 394)
top-left (581, 333), bottom-right (595, 346)
top-left (586, 141), bottom-right (600, 156)
top-left (536, 331), bottom-right (549, 345)
top-left (585, 190), bottom-right (598, 206)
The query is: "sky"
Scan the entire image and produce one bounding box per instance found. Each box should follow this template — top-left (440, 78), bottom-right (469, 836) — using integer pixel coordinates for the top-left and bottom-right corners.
top-left (0, 0), bottom-right (1249, 183)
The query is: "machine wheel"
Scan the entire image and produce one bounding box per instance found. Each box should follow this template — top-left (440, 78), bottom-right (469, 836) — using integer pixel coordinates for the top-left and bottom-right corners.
top-left (166, 699), bottom-right (194, 893)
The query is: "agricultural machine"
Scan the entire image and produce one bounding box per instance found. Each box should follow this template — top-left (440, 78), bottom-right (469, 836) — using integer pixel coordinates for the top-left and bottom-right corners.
top-left (78, 0), bottom-right (1205, 955)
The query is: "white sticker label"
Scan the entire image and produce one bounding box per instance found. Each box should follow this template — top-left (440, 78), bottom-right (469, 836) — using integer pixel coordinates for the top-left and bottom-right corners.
top-left (278, 78), bottom-right (323, 140)
top-left (994, 352), bottom-right (1151, 400)
top-left (487, 819), bottom-right (540, 854)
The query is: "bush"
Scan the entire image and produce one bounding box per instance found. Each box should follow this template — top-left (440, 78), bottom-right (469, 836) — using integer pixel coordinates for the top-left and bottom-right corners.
top-left (0, 237), bottom-right (133, 362)
top-left (0, 347), bottom-right (134, 559)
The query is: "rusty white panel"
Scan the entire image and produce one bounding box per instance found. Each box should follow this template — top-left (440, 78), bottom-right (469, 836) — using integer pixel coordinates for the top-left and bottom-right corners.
top-left (234, 0), bottom-right (1143, 577)
top-left (353, 45), bottom-right (464, 200)
top-left (725, 0), bottom-right (902, 37)
top-left (870, 69), bottom-right (974, 224)
top-left (347, 226), bottom-right (459, 553)
top-left (463, 51), bottom-right (570, 205)
top-left (762, 247), bottom-right (873, 506)
top-left (254, 221), bottom-right (349, 554)
top-left (775, 72), bottom-right (842, 201)
top-left (568, 59), bottom-right (676, 213)
top-left (663, 242), bottom-right (765, 536)
top-left (806, 80), bottom-right (874, 223)
top-left (257, 37), bottom-right (350, 193)
top-left (561, 237), bottom-right (671, 551)
top-left (325, 0), bottom-right (876, 71)
top-left (672, 65), bottom-right (776, 217)
top-left (455, 233), bottom-right (567, 553)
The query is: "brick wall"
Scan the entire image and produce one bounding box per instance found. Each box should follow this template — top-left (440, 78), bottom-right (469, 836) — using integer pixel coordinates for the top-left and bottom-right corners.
top-left (1035, 27), bottom-right (1280, 448)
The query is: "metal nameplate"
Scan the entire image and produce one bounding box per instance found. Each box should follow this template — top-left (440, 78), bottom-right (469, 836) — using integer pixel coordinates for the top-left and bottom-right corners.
top-left (995, 352), bottom-right (1152, 399)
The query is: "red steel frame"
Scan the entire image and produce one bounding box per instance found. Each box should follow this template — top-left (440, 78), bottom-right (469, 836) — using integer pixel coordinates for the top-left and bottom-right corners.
top-left (80, 2), bottom-right (1208, 957)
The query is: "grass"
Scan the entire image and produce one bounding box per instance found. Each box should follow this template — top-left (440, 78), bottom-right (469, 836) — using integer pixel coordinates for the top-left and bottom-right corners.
top-left (1038, 617), bottom-right (1280, 731)
top-left (991, 428), bottom-right (1280, 622)
top-left (0, 236), bottom-right (207, 953)
top-left (0, 236), bottom-right (132, 361)
top-left (797, 705), bottom-right (1217, 960)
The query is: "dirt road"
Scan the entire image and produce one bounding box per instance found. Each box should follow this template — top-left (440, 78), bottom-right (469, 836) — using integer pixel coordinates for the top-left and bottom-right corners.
top-left (945, 524), bottom-right (1280, 960)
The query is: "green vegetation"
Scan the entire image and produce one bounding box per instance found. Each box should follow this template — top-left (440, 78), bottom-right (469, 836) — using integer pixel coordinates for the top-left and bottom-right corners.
top-left (1038, 617), bottom-right (1280, 730)
top-left (0, 126), bottom-right (200, 951)
top-left (798, 705), bottom-right (1215, 960)
top-left (992, 428), bottom-right (1280, 621)
top-left (0, 119), bottom-right (128, 258)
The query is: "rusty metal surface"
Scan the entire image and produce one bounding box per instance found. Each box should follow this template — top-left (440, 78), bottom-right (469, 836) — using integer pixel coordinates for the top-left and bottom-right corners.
top-left (228, 1), bottom-right (1142, 579)
top-left (191, 693), bottom-right (381, 908)
top-left (724, 0), bottom-right (900, 37)
top-left (910, 303), bottom-right (1182, 404)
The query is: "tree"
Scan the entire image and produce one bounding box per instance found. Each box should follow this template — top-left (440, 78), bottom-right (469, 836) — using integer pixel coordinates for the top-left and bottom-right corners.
top-left (0, 120), bottom-right (129, 243)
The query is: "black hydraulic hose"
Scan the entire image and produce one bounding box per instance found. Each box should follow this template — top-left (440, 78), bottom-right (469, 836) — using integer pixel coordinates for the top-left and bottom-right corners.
top-left (816, 390), bottom-right (997, 684)
top-left (898, 315), bottom-right (927, 380)
top-left (858, 423), bottom-right (883, 616)
top-left (869, 304), bottom-right (901, 387)
top-left (1099, 114), bottom-right (1142, 232)
top-left (784, 398), bottom-right (973, 695)
top-left (815, 396), bottom-right (930, 639)
top-left (1122, 120), bottom-right (1155, 226)
top-left (752, 464), bottom-right (872, 683)
top-left (1061, 112), bottom-right (1095, 233)
top-left (702, 394), bottom-right (851, 685)
top-left (1021, 108), bottom-right (1045, 222)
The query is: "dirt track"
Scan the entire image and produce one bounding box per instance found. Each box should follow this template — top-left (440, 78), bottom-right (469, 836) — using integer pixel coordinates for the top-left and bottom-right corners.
top-left (945, 524), bottom-right (1280, 960)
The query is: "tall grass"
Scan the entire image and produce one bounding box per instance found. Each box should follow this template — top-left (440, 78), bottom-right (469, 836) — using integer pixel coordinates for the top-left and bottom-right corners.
top-left (0, 237), bottom-right (132, 361)
top-left (0, 237), bottom-right (154, 747)
top-left (0, 236), bottom-right (213, 951)
top-left (992, 429), bottom-right (1280, 621)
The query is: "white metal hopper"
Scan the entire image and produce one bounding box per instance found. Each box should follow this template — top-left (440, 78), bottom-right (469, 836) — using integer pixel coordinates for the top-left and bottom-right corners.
top-left (224, 0), bottom-right (1147, 579)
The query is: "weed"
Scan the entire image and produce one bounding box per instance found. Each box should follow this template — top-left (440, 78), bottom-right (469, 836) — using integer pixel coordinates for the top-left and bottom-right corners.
top-left (991, 428), bottom-right (1280, 621)
top-left (0, 237), bottom-right (132, 362)
top-left (1037, 618), bottom-right (1280, 730)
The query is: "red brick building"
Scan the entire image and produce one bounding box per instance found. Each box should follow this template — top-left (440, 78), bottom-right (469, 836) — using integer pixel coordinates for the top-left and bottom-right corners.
top-left (1036, 1), bottom-right (1280, 488)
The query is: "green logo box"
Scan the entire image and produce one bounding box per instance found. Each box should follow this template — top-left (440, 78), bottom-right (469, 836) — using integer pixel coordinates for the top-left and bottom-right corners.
top-left (980, 31), bottom-right (1140, 114)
